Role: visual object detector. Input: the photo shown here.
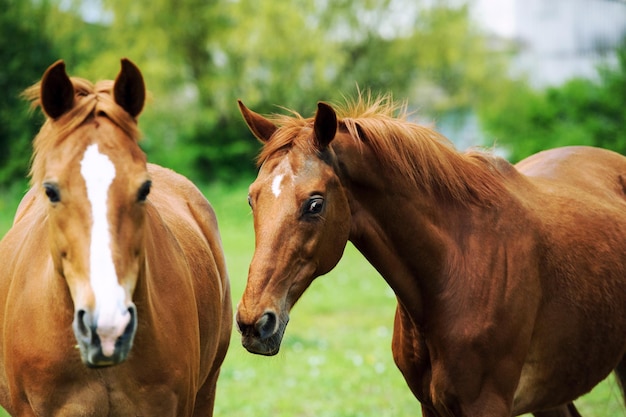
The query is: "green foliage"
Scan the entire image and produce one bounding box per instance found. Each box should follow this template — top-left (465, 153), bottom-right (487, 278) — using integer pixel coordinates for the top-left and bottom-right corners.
top-left (0, 0), bottom-right (513, 186)
top-left (0, 0), bottom-right (59, 186)
top-left (4, 0), bottom-right (625, 184)
top-left (479, 41), bottom-right (626, 162)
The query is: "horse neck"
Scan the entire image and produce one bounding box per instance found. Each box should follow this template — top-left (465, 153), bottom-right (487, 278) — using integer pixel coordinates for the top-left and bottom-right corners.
top-left (344, 182), bottom-right (447, 322)
top-left (332, 137), bottom-right (511, 323)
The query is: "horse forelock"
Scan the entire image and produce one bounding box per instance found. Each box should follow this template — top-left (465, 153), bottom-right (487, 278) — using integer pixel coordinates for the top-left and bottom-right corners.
top-left (25, 77), bottom-right (142, 186)
top-left (255, 111), bottom-right (315, 167)
top-left (256, 93), bottom-right (506, 206)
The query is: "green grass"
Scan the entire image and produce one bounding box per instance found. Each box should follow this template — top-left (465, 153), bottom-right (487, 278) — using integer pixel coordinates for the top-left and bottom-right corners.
top-left (206, 182), bottom-right (418, 416)
top-left (0, 182), bottom-right (624, 416)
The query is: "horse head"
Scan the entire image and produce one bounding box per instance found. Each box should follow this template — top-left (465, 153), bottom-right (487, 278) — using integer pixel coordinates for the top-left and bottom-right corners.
top-left (33, 59), bottom-right (149, 367)
top-left (236, 101), bottom-right (351, 355)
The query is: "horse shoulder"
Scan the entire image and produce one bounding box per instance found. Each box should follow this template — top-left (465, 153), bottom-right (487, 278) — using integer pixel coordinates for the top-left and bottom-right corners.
top-left (146, 164), bottom-right (227, 292)
top-left (13, 187), bottom-right (39, 225)
top-left (391, 303), bottom-right (432, 403)
top-left (0, 195), bottom-right (51, 309)
top-left (0, 198), bottom-right (75, 412)
top-left (144, 164), bottom-right (231, 379)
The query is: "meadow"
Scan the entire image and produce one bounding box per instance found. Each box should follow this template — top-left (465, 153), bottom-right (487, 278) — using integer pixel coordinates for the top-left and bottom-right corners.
top-left (0, 181), bottom-right (623, 416)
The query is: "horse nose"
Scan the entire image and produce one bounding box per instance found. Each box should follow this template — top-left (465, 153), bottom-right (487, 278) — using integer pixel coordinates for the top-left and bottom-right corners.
top-left (237, 311), bottom-right (278, 340)
top-left (75, 308), bottom-right (96, 343)
top-left (73, 305), bottom-right (137, 365)
top-left (256, 311), bottom-right (278, 339)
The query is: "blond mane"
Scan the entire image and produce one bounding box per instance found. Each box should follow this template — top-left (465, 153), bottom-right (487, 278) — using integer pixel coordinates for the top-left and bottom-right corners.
top-left (23, 77), bottom-right (141, 186)
top-left (258, 93), bottom-right (506, 206)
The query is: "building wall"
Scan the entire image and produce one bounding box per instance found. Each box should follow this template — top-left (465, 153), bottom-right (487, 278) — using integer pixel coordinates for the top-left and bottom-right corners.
top-left (512, 0), bottom-right (626, 86)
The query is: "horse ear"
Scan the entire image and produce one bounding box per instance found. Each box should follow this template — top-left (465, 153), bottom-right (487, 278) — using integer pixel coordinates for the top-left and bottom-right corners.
top-left (114, 58), bottom-right (145, 118)
top-left (40, 60), bottom-right (75, 120)
top-left (237, 100), bottom-right (277, 143)
top-left (313, 101), bottom-right (337, 149)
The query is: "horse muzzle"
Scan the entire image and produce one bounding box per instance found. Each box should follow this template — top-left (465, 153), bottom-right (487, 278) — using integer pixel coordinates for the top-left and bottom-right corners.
top-left (236, 310), bottom-right (289, 356)
top-left (73, 304), bottom-right (138, 367)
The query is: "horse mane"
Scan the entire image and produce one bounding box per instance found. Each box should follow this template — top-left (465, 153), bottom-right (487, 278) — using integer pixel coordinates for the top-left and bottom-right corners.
top-left (23, 77), bottom-right (142, 186)
top-left (258, 93), bottom-right (507, 206)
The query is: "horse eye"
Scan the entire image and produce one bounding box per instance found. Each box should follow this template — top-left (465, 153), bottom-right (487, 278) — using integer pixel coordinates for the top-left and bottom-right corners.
top-left (43, 182), bottom-right (61, 203)
top-left (137, 180), bottom-right (152, 202)
top-left (304, 196), bottom-right (324, 216)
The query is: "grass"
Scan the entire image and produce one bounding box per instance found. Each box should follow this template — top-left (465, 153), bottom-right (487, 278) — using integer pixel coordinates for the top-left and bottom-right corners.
top-left (0, 181), bottom-right (624, 416)
top-left (206, 182), bottom-right (418, 416)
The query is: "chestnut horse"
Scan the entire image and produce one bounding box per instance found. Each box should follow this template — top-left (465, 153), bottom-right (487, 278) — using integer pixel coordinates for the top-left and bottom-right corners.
top-left (0, 60), bottom-right (231, 416)
top-left (236, 95), bottom-right (626, 416)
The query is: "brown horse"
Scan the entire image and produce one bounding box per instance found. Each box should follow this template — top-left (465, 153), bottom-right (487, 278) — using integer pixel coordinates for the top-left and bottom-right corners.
top-left (235, 95), bottom-right (626, 416)
top-left (0, 60), bottom-right (232, 416)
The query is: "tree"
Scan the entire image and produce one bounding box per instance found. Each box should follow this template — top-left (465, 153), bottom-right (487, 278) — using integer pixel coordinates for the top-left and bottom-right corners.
top-left (0, 0), bottom-right (59, 187)
top-left (2, 0), bottom-right (515, 185)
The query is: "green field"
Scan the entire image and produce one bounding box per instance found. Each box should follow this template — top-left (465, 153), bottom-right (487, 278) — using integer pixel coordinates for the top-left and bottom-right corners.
top-left (0, 182), bottom-right (624, 416)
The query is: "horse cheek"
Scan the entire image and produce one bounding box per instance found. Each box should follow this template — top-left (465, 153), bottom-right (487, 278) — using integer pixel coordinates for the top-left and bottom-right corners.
top-left (316, 198), bottom-right (350, 275)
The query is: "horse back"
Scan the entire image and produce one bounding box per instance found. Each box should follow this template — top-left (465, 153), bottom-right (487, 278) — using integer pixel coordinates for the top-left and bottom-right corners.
top-left (516, 146), bottom-right (626, 201)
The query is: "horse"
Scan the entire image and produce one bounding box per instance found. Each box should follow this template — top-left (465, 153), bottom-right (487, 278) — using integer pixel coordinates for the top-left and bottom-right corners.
top-left (235, 95), bottom-right (626, 416)
top-left (0, 59), bottom-right (232, 416)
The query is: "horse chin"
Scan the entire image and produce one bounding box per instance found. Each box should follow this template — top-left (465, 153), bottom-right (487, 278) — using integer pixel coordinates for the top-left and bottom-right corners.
top-left (241, 333), bottom-right (283, 356)
top-left (77, 336), bottom-right (134, 368)
top-left (237, 307), bottom-right (290, 356)
top-left (240, 317), bottom-right (288, 356)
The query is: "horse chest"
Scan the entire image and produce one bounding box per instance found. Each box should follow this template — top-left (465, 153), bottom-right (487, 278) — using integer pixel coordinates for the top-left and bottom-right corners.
top-left (14, 372), bottom-right (188, 416)
top-left (390, 306), bottom-right (433, 402)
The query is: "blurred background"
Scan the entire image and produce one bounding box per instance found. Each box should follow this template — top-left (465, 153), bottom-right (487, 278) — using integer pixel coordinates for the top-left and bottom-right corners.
top-left (2, 0), bottom-right (626, 416)
top-left (2, 0), bottom-right (626, 190)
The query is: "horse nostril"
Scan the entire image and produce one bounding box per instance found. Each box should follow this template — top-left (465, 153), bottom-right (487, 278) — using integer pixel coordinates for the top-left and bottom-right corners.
top-left (123, 305), bottom-right (137, 339)
top-left (75, 309), bottom-right (94, 340)
top-left (255, 311), bottom-right (278, 340)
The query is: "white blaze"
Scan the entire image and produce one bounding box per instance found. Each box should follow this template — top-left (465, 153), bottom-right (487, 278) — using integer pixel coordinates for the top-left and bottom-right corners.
top-left (270, 158), bottom-right (295, 198)
top-left (80, 144), bottom-right (130, 357)
top-left (271, 174), bottom-right (284, 197)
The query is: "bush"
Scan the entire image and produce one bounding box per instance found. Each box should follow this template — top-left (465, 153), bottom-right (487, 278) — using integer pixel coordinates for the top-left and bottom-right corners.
top-left (479, 40), bottom-right (626, 162)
